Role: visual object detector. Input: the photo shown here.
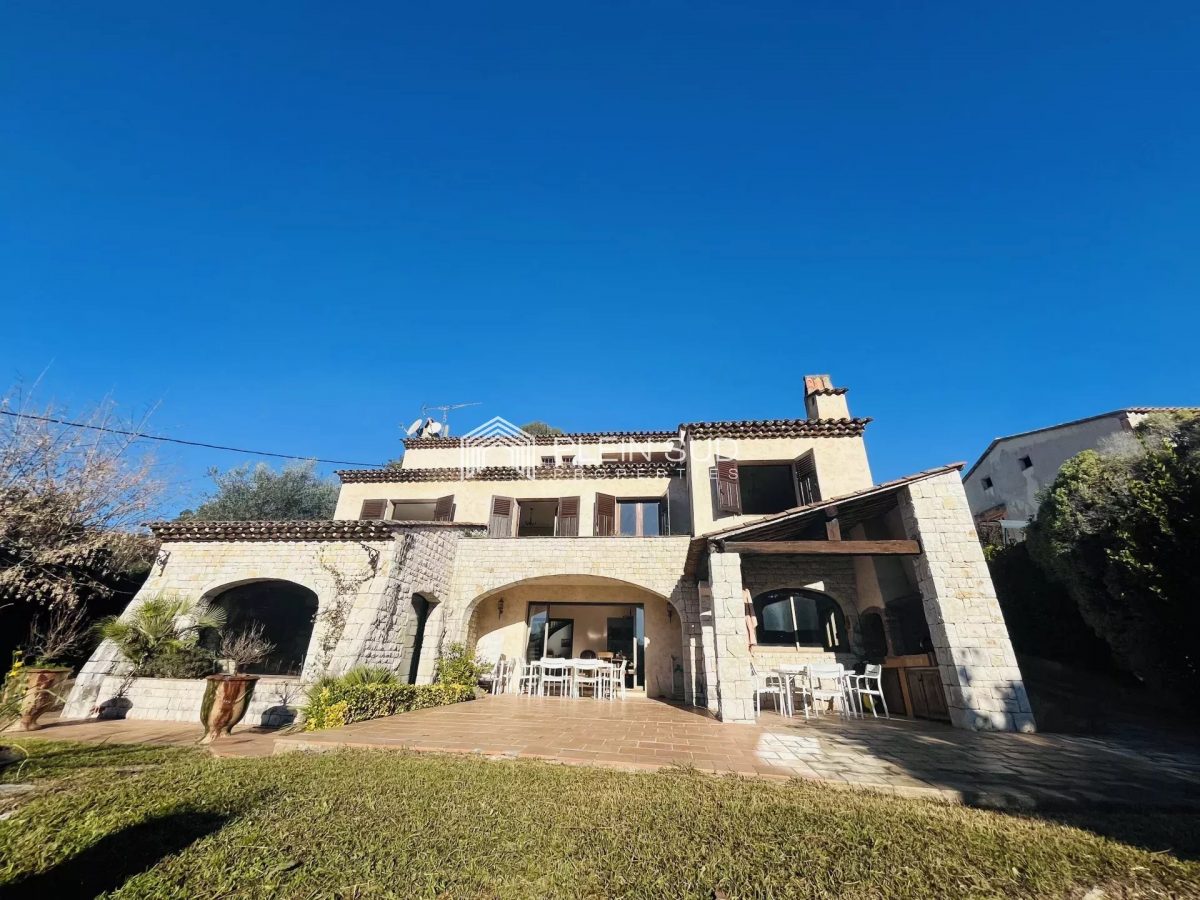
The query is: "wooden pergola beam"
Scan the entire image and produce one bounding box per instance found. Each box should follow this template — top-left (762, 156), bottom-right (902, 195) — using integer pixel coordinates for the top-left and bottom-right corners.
top-left (722, 540), bottom-right (920, 556)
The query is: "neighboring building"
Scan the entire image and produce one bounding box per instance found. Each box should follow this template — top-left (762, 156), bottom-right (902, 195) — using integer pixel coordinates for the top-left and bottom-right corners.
top-left (67, 375), bottom-right (1034, 732)
top-left (963, 407), bottom-right (1200, 538)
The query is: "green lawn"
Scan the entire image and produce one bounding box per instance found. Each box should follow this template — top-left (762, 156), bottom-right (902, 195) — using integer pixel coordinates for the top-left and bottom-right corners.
top-left (1, 739), bottom-right (1197, 899)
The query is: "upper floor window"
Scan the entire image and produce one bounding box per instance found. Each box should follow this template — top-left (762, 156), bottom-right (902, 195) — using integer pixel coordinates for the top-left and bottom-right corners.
top-left (618, 499), bottom-right (662, 536)
top-left (541, 456), bottom-right (556, 468)
top-left (360, 496), bottom-right (455, 522)
top-left (753, 589), bottom-right (846, 650)
top-left (715, 451), bottom-right (820, 516)
top-left (981, 477), bottom-right (994, 491)
top-left (1018, 455), bottom-right (1033, 471)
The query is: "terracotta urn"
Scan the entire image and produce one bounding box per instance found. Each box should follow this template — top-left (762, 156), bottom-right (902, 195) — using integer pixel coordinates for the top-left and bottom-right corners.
top-left (200, 674), bottom-right (259, 744)
top-left (16, 667), bottom-right (71, 731)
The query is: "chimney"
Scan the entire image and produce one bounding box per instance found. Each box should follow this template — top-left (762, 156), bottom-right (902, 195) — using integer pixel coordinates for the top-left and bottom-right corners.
top-left (804, 374), bottom-right (851, 420)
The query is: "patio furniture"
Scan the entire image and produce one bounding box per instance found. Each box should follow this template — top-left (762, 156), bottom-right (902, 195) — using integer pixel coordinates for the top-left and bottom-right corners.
top-left (573, 660), bottom-right (602, 698)
top-left (515, 659), bottom-right (541, 695)
top-left (490, 657), bottom-right (515, 695)
top-left (539, 660), bottom-right (571, 697)
top-left (848, 663), bottom-right (889, 718)
top-left (805, 664), bottom-right (853, 719)
top-left (751, 662), bottom-right (786, 715)
top-left (775, 664), bottom-right (811, 719)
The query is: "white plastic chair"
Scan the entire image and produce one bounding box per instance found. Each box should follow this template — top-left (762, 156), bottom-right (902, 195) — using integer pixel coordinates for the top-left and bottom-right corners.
top-left (805, 664), bottom-right (853, 719)
top-left (608, 659), bottom-right (627, 699)
top-left (539, 659), bottom-right (571, 697)
top-left (750, 662), bottom-right (786, 716)
top-left (573, 660), bottom-right (602, 698)
top-left (849, 664), bottom-right (889, 718)
top-left (489, 656), bottom-right (513, 695)
top-left (516, 659), bottom-right (540, 695)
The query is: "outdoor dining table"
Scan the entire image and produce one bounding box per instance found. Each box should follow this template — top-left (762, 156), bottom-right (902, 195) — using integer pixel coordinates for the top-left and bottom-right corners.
top-left (775, 664), bottom-right (809, 717)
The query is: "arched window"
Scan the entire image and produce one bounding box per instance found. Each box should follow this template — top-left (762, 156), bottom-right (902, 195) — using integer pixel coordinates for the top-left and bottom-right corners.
top-left (753, 589), bottom-right (847, 650)
top-left (203, 580), bottom-right (319, 676)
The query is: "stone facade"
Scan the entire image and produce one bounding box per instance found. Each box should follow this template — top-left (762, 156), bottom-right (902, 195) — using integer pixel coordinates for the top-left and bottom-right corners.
top-left (898, 470), bottom-right (1035, 732)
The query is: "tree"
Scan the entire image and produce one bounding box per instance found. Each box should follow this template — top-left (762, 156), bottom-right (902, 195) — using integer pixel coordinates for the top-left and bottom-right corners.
top-left (520, 421), bottom-right (564, 437)
top-left (1027, 412), bottom-right (1200, 697)
top-left (178, 460), bottom-right (338, 521)
top-left (0, 390), bottom-right (160, 612)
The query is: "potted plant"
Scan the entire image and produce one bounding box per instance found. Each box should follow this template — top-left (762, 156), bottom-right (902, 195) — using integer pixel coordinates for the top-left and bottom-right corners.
top-left (13, 605), bottom-right (92, 731)
top-left (200, 623), bottom-right (275, 744)
top-left (97, 594), bottom-right (226, 678)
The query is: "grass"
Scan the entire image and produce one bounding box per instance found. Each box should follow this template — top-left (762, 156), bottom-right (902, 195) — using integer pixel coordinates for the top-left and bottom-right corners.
top-left (0, 739), bottom-right (1197, 899)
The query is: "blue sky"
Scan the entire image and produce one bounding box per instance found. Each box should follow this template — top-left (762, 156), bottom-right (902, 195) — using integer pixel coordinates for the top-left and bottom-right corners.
top-left (3, 2), bottom-right (1197, 514)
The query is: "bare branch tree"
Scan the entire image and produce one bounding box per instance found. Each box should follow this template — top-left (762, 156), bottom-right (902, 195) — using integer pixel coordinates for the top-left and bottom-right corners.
top-left (0, 385), bottom-right (163, 610)
top-left (218, 622), bottom-right (276, 673)
top-left (25, 603), bottom-right (93, 664)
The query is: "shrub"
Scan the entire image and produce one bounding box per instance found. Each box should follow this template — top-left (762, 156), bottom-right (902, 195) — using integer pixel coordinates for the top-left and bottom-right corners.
top-left (303, 681), bottom-right (474, 731)
top-left (434, 642), bottom-right (490, 687)
top-left (340, 666), bottom-right (398, 687)
top-left (135, 644), bottom-right (216, 679)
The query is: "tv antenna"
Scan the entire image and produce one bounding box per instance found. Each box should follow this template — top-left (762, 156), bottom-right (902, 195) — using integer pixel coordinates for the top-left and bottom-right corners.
top-left (406, 401), bottom-right (481, 438)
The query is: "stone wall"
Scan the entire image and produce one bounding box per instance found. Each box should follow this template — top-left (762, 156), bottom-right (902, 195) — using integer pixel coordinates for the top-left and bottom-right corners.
top-left (898, 470), bottom-right (1035, 732)
top-left (82, 676), bottom-right (303, 727)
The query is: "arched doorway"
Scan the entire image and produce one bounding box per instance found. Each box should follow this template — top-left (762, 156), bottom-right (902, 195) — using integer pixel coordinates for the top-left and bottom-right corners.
top-left (860, 609), bottom-right (890, 660)
top-left (406, 594), bottom-right (434, 685)
top-left (466, 575), bottom-right (684, 700)
top-left (203, 580), bottom-right (318, 676)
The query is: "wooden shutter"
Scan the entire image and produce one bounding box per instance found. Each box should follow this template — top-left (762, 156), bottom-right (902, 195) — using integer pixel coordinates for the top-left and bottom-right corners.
top-left (658, 491), bottom-right (671, 536)
top-left (594, 492), bottom-right (616, 536)
top-left (556, 496), bottom-right (580, 537)
top-left (793, 451), bottom-right (821, 507)
top-left (433, 494), bottom-right (455, 522)
top-left (488, 496), bottom-right (515, 537)
top-left (715, 457), bottom-right (741, 514)
top-left (360, 499), bottom-right (387, 520)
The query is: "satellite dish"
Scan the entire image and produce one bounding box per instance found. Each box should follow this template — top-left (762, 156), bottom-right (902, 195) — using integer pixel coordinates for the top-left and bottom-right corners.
top-left (406, 418), bottom-right (424, 437)
top-left (426, 420), bottom-right (443, 435)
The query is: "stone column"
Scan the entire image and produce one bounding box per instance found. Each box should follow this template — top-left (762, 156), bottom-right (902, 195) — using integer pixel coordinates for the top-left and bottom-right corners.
top-left (899, 471), bottom-right (1036, 732)
top-left (707, 550), bottom-right (757, 724)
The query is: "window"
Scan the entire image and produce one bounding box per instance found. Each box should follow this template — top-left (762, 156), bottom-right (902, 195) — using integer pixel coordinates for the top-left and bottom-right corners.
top-left (617, 499), bottom-right (662, 536)
top-left (541, 456), bottom-right (556, 467)
top-left (1019, 455), bottom-right (1033, 470)
top-left (739, 464), bottom-right (798, 515)
top-left (562, 455), bottom-right (575, 466)
top-left (390, 500), bottom-right (437, 521)
top-left (981, 477), bottom-right (994, 491)
top-left (753, 589), bottom-right (847, 650)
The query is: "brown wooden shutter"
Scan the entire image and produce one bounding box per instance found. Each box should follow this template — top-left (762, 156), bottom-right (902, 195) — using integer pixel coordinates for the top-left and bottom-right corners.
top-left (792, 451), bottom-right (821, 507)
top-left (658, 490), bottom-right (671, 536)
top-left (488, 496), bottom-right (515, 537)
top-left (715, 457), bottom-right (741, 514)
top-left (360, 499), bottom-right (387, 520)
top-left (556, 496), bottom-right (580, 537)
top-left (594, 492), bottom-right (616, 536)
top-left (433, 494), bottom-right (455, 522)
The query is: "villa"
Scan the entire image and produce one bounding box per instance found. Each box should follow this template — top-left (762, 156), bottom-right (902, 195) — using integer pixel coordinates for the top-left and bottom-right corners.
top-left (65, 375), bottom-right (1034, 732)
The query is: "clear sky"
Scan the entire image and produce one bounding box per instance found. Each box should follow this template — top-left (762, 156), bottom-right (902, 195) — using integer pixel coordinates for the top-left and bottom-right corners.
top-left (3, 2), bottom-right (1197, 515)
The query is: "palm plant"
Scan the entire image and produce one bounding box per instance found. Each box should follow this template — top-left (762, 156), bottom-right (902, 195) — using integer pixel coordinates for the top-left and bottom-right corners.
top-left (97, 594), bottom-right (227, 672)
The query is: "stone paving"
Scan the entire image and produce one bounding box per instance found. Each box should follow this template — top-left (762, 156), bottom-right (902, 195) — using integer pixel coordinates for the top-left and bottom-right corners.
top-left (277, 696), bottom-right (1200, 810)
top-left (21, 699), bottom-right (1200, 811)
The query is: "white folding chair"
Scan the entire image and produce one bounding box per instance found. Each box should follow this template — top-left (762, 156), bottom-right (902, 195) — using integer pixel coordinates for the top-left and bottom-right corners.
top-left (490, 657), bottom-right (514, 695)
top-left (849, 664), bottom-right (889, 718)
top-left (573, 660), bottom-right (602, 699)
top-left (750, 662), bottom-right (786, 716)
top-left (516, 659), bottom-right (540, 695)
top-left (539, 660), bottom-right (571, 697)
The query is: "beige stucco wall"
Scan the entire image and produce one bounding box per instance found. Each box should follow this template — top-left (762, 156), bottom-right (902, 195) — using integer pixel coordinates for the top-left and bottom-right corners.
top-left (334, 475), bottom-right (691, 535)
top-left (686, 434), bottom-right (873, 536)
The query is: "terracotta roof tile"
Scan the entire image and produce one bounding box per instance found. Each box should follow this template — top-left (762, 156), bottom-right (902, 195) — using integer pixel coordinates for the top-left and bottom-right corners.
top-left (337, 462), bottom-right (685, 484)
top-left (148, 520), bottom-right (484, 543)
top-left (683, 418), bottom-right (870, 440)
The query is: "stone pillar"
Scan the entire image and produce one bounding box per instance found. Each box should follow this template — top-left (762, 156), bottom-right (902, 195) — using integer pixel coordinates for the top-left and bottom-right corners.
top-left (695, 581), bottom-right (719, 713)
top-left (899, 471), bottom-right (1036, 732)
top-left (707, 551), bottom-right (757, 724)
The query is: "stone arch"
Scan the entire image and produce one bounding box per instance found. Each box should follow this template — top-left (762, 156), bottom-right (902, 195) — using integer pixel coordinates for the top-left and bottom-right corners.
top-left (857, 605), bottom-right (891, 659)
top-left (747, 585), bottom-right (859, 654)
top-left (464, 573), bottom-right (682, 620)
top-left (201, 579), bottom-right (319, 676)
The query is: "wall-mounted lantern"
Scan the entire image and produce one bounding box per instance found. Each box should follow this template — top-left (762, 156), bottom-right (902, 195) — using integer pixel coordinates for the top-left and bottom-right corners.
top-left (497, 598), bottom-right (505, 619)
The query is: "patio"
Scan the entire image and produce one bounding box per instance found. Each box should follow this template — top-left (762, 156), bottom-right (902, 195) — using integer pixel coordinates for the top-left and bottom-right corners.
top-left (274, 695), bottom-right (1200, 810)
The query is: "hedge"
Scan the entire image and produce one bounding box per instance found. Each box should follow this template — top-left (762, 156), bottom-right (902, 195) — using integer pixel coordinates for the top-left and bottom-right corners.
top-left (302, 682), bottom-right (475, 731)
